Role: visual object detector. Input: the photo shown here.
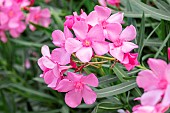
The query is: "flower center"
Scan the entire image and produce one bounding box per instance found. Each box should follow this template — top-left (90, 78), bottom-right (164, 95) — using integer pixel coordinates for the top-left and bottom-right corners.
top-left (34, 14), bottom-right (40, 21)
top-left (82, 39), bottom-right (91, 47)
top-left (113, 39), bottom-right (122, 47)
top-left (101, 21), bottom-right (107, 29)
top-left (74, 82), bottom-right (83, 89)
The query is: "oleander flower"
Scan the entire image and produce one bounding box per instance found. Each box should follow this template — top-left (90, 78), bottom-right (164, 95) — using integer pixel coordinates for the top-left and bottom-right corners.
top-left (51, 27), bottom-right (73, 65)
top-left (26, 6), bottom-right (51, 31)
top-left (0, 31), bottom-right (7, 43)
top-left (109, 25), bottom-right (138, 62)
top-left (64, 10), bottom-right (87, 29)
top-left (122, 53), bottom-right (139, 71)
top-left (56, 72), bottom-right (98, 108)
top-left (65, 21), bottom-right (109, 62)
top-left (136, 58), bottom-right (170, 110)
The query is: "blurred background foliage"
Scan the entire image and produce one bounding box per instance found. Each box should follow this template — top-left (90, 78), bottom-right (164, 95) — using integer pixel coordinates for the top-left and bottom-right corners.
top-left (0, 0), bottom-right (170, 113)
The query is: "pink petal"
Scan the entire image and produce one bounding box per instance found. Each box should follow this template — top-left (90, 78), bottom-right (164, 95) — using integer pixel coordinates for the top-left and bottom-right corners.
top-left (42, 57), bottom-right (56, 69)
top-left (65, 90), bottom-right (82, 108)
top-left (37, 57), bottom-right (46, 71)
top-left (148, 58), bottom-right (167, 80)
top-left (162, 84), bottom-right (170, 106)
top-left (98, 0), bottom-right (107, 6)
top-left (76, 47), bottom-right (93, 62)
top-left (9, 30), bottom-right (20, 38)
top-left (52, 65), bottom-right (61, 78)
top-left (107, 12), bottom-right (124, 24)
top-left (122, 42), bottom-right (138, 53)
top-left (52, 30), bottom-right (65, 47)
top-left (165, 64), bottom-right (170, 83)
top-left (109, 44), bottom-right (124, 62)
top-left (87, 24), bottom-right (105, 42)
top-left (120, 25), bottom-right (137, 41)
top-left (51, 48), bottom-right (71, 65)
top-left (8, 19), bottom-right (19, 28)
top-left (67, 72), bottom-right (82, 82)
top-left (64, 26), bottom-right (73, 39)
top-left (137, 70), bottom-right (159, 91)
top-left (0, 12), bottom-right (8, 25)
top-left (41, 45), bottom-right (51, 57)
top-left (40, 8), bottom-right (51, 18)
top-left (56, 79), bottom-right (74, 92)
top-left (81, 73), bottom-right (99, 87)
top-left (72, 21), bottom-right (88, 40)
top-left (106, 23), bottom-right (122, 41)
top-left (92, 41), bottom-right (109, 55)
top-left (44, 70), bottom-right (58, 88)
top-left (141, 90), bottom-right (163, 106)
top-left (82, 85), bottom-right (97, 105)
top-left (65, 38), bottom-right (82, 53)
top-left (86, 11), bottom-right (99, 26)
top-left (94, 5), bottom-right (111, 21)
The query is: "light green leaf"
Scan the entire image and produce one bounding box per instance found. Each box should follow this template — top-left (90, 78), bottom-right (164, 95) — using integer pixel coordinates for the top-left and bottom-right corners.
top-left (96, 80), bottom-right (137, 98)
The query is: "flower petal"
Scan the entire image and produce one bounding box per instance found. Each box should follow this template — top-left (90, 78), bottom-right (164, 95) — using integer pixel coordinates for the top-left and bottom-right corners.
top-left (76, 47), bottom-right (93, 62)
top-left (165, 64), bottom-right (170, 83)
top-left (94, 5), bottom-right (111, 21)
top-left (40, 8), bottom-right (51, 18)
top-left (109, 44), bottom-right (124, 62)
top-left (65, 90), bottom-right (82, 108)
top-left (148, 58), bottom-right (167, 80)
top-left (65, 38), bottom-right (82, 53)
top-left (87, 24), bottom-right (105, 41)
top-left (41, 45), bottom-right (51, 57)
top-left (106, 23), bottom-right (122, 41)
top-left (98, 0), bottom-right (107, 6)
top-left (42, 57), bottom-right (56, 69)
top-left (137, 70), bottom-right (159, 91)
top-left (72, 21), bottom-right (88, 40)
top-left (107, 12), bottom-right (124, 24)
top-left (86, 11), bottom-right (99, 26)
top-left (64, 26), bottom-right (73, 39)
top-left (122, 42), bottom-right (138, 53)
top-left (83, 85), bottom-right (97, 105)
top-left (51, 48), bottom-right (71, 65)
top-left (81, 73), bottom-right (99, 87)
top-left (120, 25), bottom-right (136, 41)
top-left (141, 90), bottom-right (163, 106)
top-left (162, 84), bottom-right (170, 106)
top-left (52, 30), bottom-right (65, 47)
top-left (92, 41), bottom-right (108, 55)
top-left (67, 72), bottom-right (82, 82)
top-left (56, 79), bottom-right (74, 92)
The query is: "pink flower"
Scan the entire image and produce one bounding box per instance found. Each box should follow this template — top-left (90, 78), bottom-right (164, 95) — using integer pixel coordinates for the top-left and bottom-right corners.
top-left (86, 6), bottom-right (124, 40)
top-left (37, 45), bottom-right (71, 89)
top-left (25, 58), bottom-right (31, 69)
top-left (168, 47), bottom-right (170, 60)
top-left (56, 72), bottom-right (98, 108)
top-left (109, 25), bottom-right (138, 62)
top-left (51, 27), bottom-right (73, 65)
top-left (15, 0), bottom-right (31, 7)
top-left (0, 1), bottom-right (26, 38)
top-left (136, 58), bottom-right (170, 108)
top-left (98, 0), bottom-right (120, 7)
top-left (26, 6), bottom-right (51, 31)
top-left (122, 53), bottom-right (139, 71)
top-left (65, 21), bottom-right (109, 62)
top-left (64, 10), bottom-right (87, 29)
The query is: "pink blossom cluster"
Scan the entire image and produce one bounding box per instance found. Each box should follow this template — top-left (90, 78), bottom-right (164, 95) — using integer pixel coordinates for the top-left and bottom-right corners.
top-left (38, 5), bottom-right (139, 108)
top-left (0, 0), bottom-right (51, 43)
top-left (133, 58), bottom-right (170, 113)
top-left (98, 0), bottom-right (120, 7)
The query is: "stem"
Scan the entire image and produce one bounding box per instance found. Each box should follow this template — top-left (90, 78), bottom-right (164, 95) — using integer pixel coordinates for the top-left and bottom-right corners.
top-left (94, 55), bottom-right (116, 61)
top-left (136, 65), bottom-right (147, 70)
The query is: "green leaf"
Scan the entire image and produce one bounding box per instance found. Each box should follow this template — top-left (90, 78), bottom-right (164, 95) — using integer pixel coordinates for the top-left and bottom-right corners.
top-left (99, 75), bottom-right (118, 87)
top-left (112, 64), bottom-right (128, 82)
top-left (131, 0), bottom-right (170, 21)
top-left (154, 32), bottom-right (170, 58)
top-left (96, 80), bottom-right (137, 98)
top-left (137, 12), bottom-right (145, 62)
top-left (154, 0), bottom-right (170, 12)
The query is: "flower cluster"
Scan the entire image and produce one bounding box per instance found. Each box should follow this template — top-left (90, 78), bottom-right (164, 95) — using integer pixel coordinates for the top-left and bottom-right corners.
top-left (0, 0), bottom-right (51, 43)
top-left (98, 0), bottom-right (120, 7)
top-left (38, 5), bottom-right (139, 108)
top-left (133, 58), bottom-right (170, 113)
